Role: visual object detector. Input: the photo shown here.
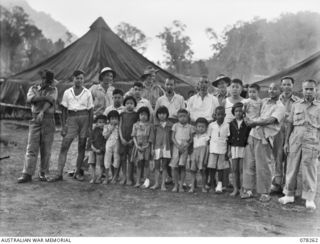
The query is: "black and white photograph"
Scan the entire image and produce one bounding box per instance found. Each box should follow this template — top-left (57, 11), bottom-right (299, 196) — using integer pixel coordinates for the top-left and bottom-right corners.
top-left (0, 0), bottom-right (320, 240)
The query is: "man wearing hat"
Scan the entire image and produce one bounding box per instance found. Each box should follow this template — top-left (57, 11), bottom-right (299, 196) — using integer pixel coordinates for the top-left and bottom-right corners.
top-left (212, 74), bottom-right (231, 106)
top-left (49, 70), bottom-right (94, 182)
top-left (89, 67), bottom-right (116, 118)
top-left (18, 69), bottom-right (58, 183)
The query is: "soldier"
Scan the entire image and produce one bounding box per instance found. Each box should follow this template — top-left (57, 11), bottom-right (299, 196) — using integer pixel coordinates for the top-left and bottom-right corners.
top-left (18, 70), bottom-right (58, 183)
top-left (279, 79), bottom-right (320, 210)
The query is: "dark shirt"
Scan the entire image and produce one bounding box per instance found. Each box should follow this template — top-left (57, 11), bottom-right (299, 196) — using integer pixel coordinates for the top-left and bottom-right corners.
top-left (120, 111), bottom-right (139, 141)
top-left (228, 119), bottom-right (251, 147)
top-left (91, 127), bottom-right (106, 151)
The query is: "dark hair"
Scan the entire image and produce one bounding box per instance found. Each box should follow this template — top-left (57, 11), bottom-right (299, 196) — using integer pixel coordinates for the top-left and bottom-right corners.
top-left (137, 106), bottom-right (150, 119)
top-left (231, 102), bottom-right (244, 115)
top-left (156, 106), bottom-right (169, 120)
top-left (303, 79), bottom-right (318, 86)
top-left (195, 117), bottom-right (209, 127)
top-left (231, 78), bottom-right (243, 87)
top-left (165, 77), bottom-right (175, 84)
top-left (249, 83), bottom-right (260, 92)
top-left (73, 70), bottom-right (84, 77)
top-left (281, 76), bottom-right (294, 85)
top-left (123, 95), bottom-right (137, 107)
top-left (112, 88), bottom-right (123, 96)
top-left (215, 106), bottom-right (225, 114)
top-left (133, 81), bottom-right (144, 88)
top-left (177, 108), bottom-right (189, 115)
top-left (107, 110), bottom-right (120, 121)
top-left (94, 114), bottom-right (107, 123)
top-left (188, 90), bottom-right (196, 96)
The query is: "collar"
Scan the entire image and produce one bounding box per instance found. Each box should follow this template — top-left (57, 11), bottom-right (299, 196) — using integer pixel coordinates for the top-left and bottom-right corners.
top-left (197, 92), bottom-right (209, 98)
top-left (265, 97), bottom-right (279, 104)
top-left (301, 98), bottom-right (318, 106)
top-left (279, 93), bottom-right (300, 102)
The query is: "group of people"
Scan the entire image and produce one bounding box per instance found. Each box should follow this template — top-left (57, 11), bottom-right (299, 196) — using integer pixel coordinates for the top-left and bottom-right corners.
top-left (17, 65), bottom-right (320, 210)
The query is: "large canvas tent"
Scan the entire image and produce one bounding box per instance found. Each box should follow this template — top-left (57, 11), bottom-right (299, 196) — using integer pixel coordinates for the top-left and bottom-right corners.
top-left (255, 50), bottom-right (320, 91)
top-left (0, 17), bottom-right (193, 106)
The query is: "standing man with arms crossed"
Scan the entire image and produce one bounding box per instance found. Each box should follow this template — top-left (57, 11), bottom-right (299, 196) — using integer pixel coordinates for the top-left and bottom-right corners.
top-left (18, 70), bottom-right (57, 183)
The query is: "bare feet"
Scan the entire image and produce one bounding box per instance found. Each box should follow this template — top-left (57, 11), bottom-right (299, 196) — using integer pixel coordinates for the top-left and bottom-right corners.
top-left (172, 186), bottom-right (178, 192)
top-left (89, 179), bottom-right (95, 184)
top-left (126, 180), bottom-right (133, 186)
top-left (188, 188), bottom-right (194, 193)
top-left (161, 185), bottom-right (167, 191)
top-left (179, 185), bottom-right (184, 193)
top-left (150, 184), bottom-right (159, 190)
top-left (202, 187), bottom-right (208, 193)
top-left (119, 178), bottom-right (126, 185)
top-left (134, 182), bottom-right (141, 188)
top-left (230, 189), bottom-right (239, 197)
top-left (102, 179), bottom-right (109, 185)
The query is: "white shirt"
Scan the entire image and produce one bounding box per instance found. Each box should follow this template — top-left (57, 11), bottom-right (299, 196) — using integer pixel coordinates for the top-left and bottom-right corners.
top-left (208, 121), bottom-right (230, 154)
top-left (135, 98), bottom-right (153, 114)
top-left (103, 105), bottom-right (125, 117)
top-left (193, 133), bottom-right (210, 148)
top-left (61, 87), bottom-right (94, 111)
top-left (187, 93), bottom-right (219, 122)
top-left (155, 93), bottom-right (185, 119)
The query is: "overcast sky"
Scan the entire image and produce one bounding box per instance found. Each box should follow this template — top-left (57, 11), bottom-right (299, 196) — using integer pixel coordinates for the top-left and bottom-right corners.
top-left (27, 0), bottom-right (320, 63)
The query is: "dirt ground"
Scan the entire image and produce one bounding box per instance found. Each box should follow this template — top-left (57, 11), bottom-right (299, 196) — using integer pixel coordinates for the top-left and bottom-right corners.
top-left (0, 120), bottom-right (320, 237)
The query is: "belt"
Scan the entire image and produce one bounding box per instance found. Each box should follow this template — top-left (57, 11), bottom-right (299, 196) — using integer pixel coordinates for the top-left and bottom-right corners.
top-left (68, 110), bottom-right (89, 116)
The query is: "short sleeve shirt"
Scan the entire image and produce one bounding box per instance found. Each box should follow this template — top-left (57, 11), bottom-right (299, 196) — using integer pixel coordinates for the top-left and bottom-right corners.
top-left (193, 133), bottom-right (210, 148)
top-left (187, 93), bottom-right (220, 122)
top-left (250, 98), bottom-right (285, 139)
top-left (131, 121), bottom-right (154, 147)
top-left (172, 122), bottom-right (194, 145)
top-left (155, 93), bottom-right (185, 120)
top-left (61, 87), bottom-right (93, 111)
top-left (288, 99), bottom-right (320, 151)
top-left (208, 121), bottom-right (230, 154)
top-left (103, 105), bottom-right (125, 117)
top-left (26, 84), bottom-right (58, 114)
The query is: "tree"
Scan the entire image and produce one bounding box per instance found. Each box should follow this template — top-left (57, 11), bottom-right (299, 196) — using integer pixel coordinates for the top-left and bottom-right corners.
top-left (115, 22), bottom-right (148, 54)
top-left (157, 20), bottom-right (194, 74)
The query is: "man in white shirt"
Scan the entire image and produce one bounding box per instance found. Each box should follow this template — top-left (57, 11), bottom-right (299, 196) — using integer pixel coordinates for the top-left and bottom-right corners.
top-left (187, 78), bottom-right (220, 124)
top-left (155, 77), bottom-right (185, 123)
top-left (132, 81), bottom-right (153, 116)
top-left (49, 70), bottom-right (94, 182)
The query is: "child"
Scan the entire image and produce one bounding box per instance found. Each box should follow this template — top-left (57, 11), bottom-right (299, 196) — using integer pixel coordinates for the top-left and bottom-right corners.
top-left (170, 109), bottom-right (194, 192)
top-left (103, 88), bottom-right (125, 117)
top-left (118, 96), bottom-right (138, 185)
top-left (243, 83), bottom-right (267, 144)
top-left (189, 117), bottom-right (210, 193)
top-left (224, 79), bottom-right (244, 124)
top-left (207, 106), bottom-right (230, 193)
top-left (151, 106), bottom-right (173, 191)
top-left (131, 106), bottom-right (154, 188)
top-left (89, 114), bottom-right (107, 184)
top-left (228, 103), bottom-right (251, 196)
top-left (102, 110), bottom-right (120, 184)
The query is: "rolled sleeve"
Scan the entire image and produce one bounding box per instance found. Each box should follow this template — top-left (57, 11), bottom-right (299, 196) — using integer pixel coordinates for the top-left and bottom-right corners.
top-left (60, 90), bottom-right (69, 108)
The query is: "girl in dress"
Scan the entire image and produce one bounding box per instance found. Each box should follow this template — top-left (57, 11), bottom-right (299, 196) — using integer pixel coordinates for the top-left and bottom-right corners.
top-left (151, 106), bottom-right (173, 191)
top-left (131, 106), bottom-right (154, 188)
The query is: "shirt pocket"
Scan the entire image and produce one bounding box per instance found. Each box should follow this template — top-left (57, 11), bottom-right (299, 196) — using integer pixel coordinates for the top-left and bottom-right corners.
top-left (293, 108), bottom-right (304, 124)
top-left (309, 112), bottom-right (320, 129)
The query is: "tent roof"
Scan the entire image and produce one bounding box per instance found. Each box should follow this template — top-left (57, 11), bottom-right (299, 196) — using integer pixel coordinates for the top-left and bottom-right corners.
top-left (255, 50), bottom-right (320, 91)
top-left (7, 17), bottom-right (189, 86)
